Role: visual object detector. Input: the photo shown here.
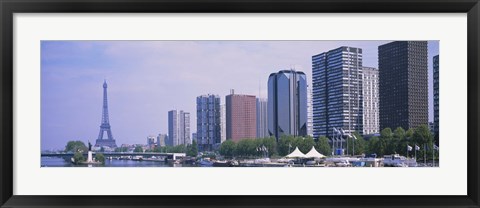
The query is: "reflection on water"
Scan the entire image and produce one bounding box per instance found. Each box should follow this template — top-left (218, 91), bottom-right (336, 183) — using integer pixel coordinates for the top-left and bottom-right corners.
top-left (41, 157), bottom-right (194, 167)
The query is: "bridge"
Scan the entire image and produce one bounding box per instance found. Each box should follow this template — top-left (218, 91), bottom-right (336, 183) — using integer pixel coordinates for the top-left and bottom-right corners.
top-left (41, 152), bottom-right (187, 160)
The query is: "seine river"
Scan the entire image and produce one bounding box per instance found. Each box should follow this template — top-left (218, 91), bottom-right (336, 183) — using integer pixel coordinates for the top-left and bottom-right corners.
top-left (41, 157), bottom-right (196, 167)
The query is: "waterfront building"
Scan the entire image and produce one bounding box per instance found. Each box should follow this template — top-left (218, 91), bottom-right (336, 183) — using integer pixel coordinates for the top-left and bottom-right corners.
top-left (307, 86), bottom-right (313, 137)
top-left (362, 66), bottom-right (380, 135)
top-left (256, 98), bottom-right (268, 138)
top-left (433, 55), bottom-right (439, 140)
top-left (95, 80), bottom-right (117, 148)
top-left (226, 89), bottom-right (257, 142)
top-left (220, 104), bottom-right (226, 143)
top-left (168, 110), bottom-right (191, 146)
top-left (312, 46), bottom-right (363, 138)
top-left (196, 94), bottom-right (221, 151)
top-left (378, 41), bottom-right (428, 130)
top-left (147, 135), bottom-right (156, 149)
top-left (268, 70), bottom-right (308, 140)
top-left (157, 134), bottom-right (167, 147)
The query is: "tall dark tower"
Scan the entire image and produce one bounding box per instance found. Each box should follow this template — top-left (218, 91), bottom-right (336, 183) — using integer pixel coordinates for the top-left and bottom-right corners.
top-left (378, 41), bottom-right (428, 131)
top-left (95, 80), bottom-right (117, 148)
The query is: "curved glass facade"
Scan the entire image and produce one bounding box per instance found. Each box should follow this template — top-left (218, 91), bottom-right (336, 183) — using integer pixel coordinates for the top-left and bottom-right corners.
top-left (267, 70), bottom-right (308, 140)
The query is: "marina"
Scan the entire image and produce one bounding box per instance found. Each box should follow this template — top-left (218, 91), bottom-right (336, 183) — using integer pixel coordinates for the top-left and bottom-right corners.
top-left (41, 154), bottom-right (438, 168)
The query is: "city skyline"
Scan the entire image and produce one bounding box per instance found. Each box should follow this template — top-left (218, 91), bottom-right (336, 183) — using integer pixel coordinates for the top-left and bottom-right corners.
top-left (41, 41), bottom-right (439, 150)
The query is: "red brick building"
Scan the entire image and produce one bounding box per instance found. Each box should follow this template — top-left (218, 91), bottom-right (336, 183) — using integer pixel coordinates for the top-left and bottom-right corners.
top-left (226, 90), bottom-right (257, 142)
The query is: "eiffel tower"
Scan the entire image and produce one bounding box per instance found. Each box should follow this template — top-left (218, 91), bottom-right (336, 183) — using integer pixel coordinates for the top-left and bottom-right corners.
top-left (95, 80), bottom-right (117, 148)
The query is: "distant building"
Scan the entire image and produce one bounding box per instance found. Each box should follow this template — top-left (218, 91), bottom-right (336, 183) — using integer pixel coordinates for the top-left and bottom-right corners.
top-left (256, 98), bottom-right (268, 138)
top-left (197, 94), bottom-right (221, 151)
top-left (312, 46), bottom-right (363, 138)
top-left (168, 110), bottom-right (191, 146)
top-left (268, 69), bottom-right (308, 140)
top-left (220, 104), bottom-right (226, 143)
top-left (433, 55), bottom-right (439, 140)
top-left (379, 41), bottom-right (428, 130)
top-left (362, 66), bottom-right (380, 135)
top-left (157, 134), bottom-right (167, 147)
top-left (147, 135), bottom-right (156, 149)
top-left (226, 89), bottom-right (257, 142)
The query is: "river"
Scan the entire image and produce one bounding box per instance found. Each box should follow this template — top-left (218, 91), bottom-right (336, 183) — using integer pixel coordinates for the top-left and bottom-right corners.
top-left (41, 157), bottom-right (197, 167)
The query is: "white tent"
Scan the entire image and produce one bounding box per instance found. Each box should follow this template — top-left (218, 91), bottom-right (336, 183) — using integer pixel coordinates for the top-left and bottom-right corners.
top-left (285, 147), bottom-right (306, 158)
top-left (305, 146), bottom-right (326, 158)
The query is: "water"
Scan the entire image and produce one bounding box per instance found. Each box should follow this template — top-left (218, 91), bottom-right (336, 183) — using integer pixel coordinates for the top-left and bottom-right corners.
top-left (41, 157), bottom-right (196, 167)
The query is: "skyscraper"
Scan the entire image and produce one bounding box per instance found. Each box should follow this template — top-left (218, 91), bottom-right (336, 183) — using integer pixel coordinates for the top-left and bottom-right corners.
top-left (312, 46), bottom-right (363, 139)
top-left (268, 70), bottom-right (308, 140)
top-left (220, 104), bottom-right (226, 143)
top-left (362, 66), bottom-right (380, 135)
top-left (307, 86), bottom-right (313, 137)
top-left (256, 98), bottom-right (268, 138)
top-left (168, 110), bottom-right (191, 146)
top-left (433, 55), bottom-right (439, 139)
top-left (196, 94), bottom-right (221, 151)
top-left (226, 90), bottom-right (257, 142)
top-left (157, 134), bottom-right (167, 147)
top-left (378, 41), bottom-right (428, 130)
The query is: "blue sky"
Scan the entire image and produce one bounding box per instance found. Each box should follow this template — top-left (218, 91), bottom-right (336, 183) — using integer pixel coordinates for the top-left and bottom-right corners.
top-left (41, 40), bottom-right (439, 150)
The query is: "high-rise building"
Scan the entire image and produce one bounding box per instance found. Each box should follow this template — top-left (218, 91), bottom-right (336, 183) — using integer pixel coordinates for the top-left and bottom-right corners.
top-left (147, 135), bottom-right (156, 149)
top-left (256, 98), bottom-right (268, 138)
top-left (196, 94), bottom-right (221, 151)
top-left (433, 55), bottom-right (439, 139)
top-left (307, 86), bottom-right (313, 137)
top-left (226, 89), bottom-right (257, 142)
top-left (362, 66), bottom-right (380, 135)
top-left (168, 110), bottom-right (191, 146)
top-left (378, 41), bottom-right (428, 130)
top-left (157, 134), bottom-right (167, 147)
top-left (220, 104), bottom-right (226, 143)
top-left (268, 70), bottom-right (308, 140)
top-left (312, 46), bottom-right (363, 138)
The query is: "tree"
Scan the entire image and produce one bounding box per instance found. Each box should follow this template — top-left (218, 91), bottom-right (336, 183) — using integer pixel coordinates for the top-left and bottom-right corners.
top-left (380, 128), bottom-right (397, 155)
top-left (73, 152), bottom-right (85, 164)
top-left (315, 136), bottom-right (332, 156)
top-left (219, 140), bottom-right (236, 158)
top-left (186, 140), bottom-right (198, 157)
top-left (115, 147), bottom-right (128, 152)
top-left (134, 146), bottom-right (143, 153)
top-left (236, 139), bottom-right (257, 158)
top-left (259, 137), bottom-right (277, 157)
top-left (95, 153), bottom-right (105, 164)
top-left (65, 140), bottom-right (88, 153)
top-left (277, 135), bottom-right (295, 156)
top-left (412, 124), bottom-right (434, 160)
top-left (367, 136), bottom-right (386, 156)
top-left (298, 136), bottom-right (316, 154)
top-left (392, 127), bottom-right (405, 154)
top-left (347, 132), bottom-right (366, 155)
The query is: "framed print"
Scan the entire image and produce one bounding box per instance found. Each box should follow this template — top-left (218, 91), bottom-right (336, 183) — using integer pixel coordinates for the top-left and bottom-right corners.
top-left (1, 0), bottom-right (479, 207)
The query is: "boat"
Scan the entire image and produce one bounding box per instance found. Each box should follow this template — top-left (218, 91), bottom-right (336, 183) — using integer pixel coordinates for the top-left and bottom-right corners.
top-left (335, 160), bottom-right (350, 167)
top-left (383, 154), bottom-right (417, 167)
top-left (213, 160), bottom-right (239, 167)
top-left (199, 159), bottom-right (214, 167)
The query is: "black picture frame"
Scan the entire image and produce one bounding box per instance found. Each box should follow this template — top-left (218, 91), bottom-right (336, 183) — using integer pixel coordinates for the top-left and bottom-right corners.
top-left (1, 0), bottom-right (479, 207)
